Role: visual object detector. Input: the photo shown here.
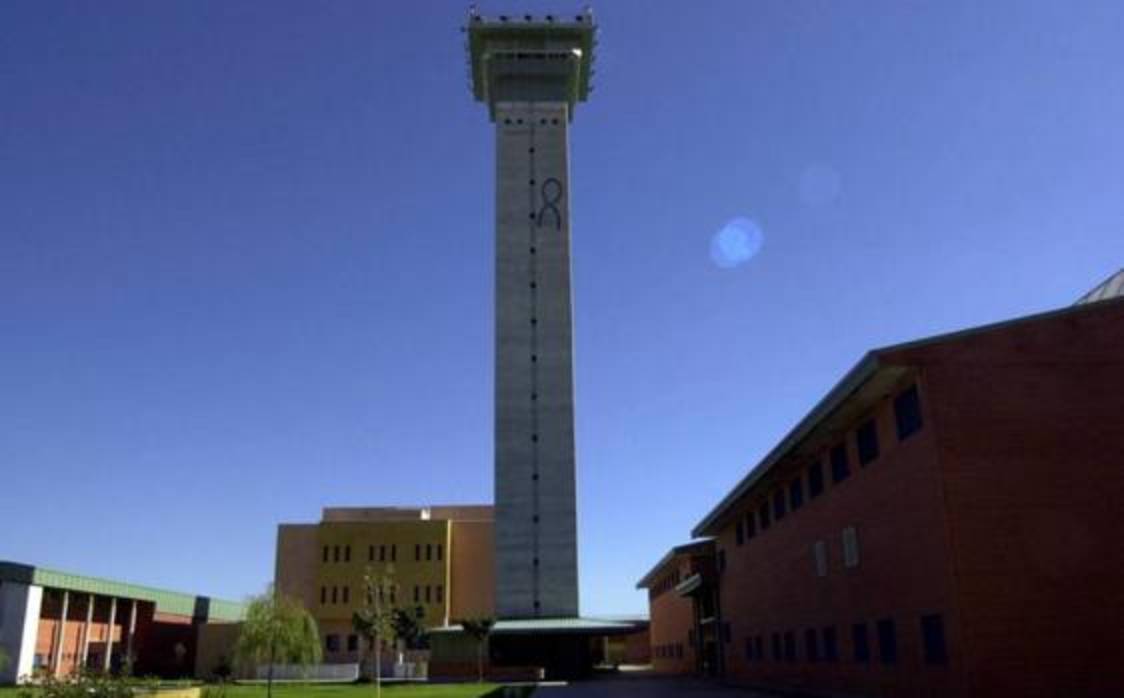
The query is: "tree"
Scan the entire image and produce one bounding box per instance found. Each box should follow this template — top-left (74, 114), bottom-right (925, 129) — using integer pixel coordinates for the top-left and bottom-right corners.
top-left (0, 644), bottom-right (10, 676)
top-left (391, 607), bottom-right (425, 651)
top-left (234, 587), bottom-right (321, 698)
top-left (352, 568), bottom-right (397, 698)
top-left (458, 618), bottom-right (495, 683)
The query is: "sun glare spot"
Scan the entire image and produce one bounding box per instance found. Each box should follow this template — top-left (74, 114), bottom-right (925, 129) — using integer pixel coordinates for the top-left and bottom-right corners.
top-left (710, 217), bottom-right (764, 269)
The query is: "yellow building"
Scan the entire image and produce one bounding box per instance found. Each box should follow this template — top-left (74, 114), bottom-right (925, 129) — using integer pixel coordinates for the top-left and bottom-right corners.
top-left (274, 506), bottom-right (494, 664)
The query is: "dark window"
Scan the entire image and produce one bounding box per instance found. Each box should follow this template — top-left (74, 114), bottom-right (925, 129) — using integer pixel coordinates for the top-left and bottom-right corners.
top-left (877, 618), bottom-right (897, 664)
top-left (857, 419), bottom-right (880, 466)
top-left (333, 545), bottom-right (340, 562)
top-left (325, 635), bottom-right (340, 652)
top-left (331, 586), bottom-right (338, 604)
top-left (735, 520), bottom-right (744, 546)
top-left (745, 637), bottom-right (754, 661)
top-left (852, 623), bottom-right (870, 662)
top-left (808, 461), bottom-right (824, 498)
top-left (425, 586), bottom-right (431, 603)
top-left (688, 629), bottom-right (696, 647)
top-left (823, 626), bottom-right (838, 662)
top-left (805, 629), bottom-right (819, 662)
top-left (347, 635), bottom-right (358, 652)
top-left (676, 643), bottom-right (684, 658)
top-left (755, 636), bottom-right (764, 661)
top-left (745, 512), bottom-right (756, 540)
top-left (342, 586), bottom-right (349, 604)
top-left (344, 545), bottom-right (351, 562)
top-left (437, 544), bottom-right (444, 561)
top-left (830, 444), bottom-right (850, 483)
top-left (773, 489), bottom-right (787, 520)
top-left (894, 384), bottom-right (923, 440)
top-left (436, 585), bottom-right (444, 604)
top-left (790, 478), bottom-right (804, 511)
top-left (368, 545), bottom-right (374, 562)
top-left (717, 549), bottom-right (726, 573)
top-left (771, 633), bottom-right (782, 661)
top-left (426, 544), bottom-right (432, 561)
top-left (320, 587), bottom-right (327, 604)
top-left (758, 503), bottom-right (771, 531)
top-left (322, 546), bottom-right (329, 563)
top-left (784, 632), bottom-right (796, 662)
top-left (391, 544), bottom-right (397, 562)
top-left (413, 586), bottom-right (419, 603)
top-left (921, 614), bottom-right (948, 665)
top-left (415, 544), bottom-right (421, 561)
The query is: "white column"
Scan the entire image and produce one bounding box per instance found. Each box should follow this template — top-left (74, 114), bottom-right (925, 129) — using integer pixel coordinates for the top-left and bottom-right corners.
top-left (79, 594), bottom-right (95, 669)
top-left (125, 600), bottom-right (137, 670)
top-left (51, 590), bottom-right (69, 676)
top-left (0, 582), bottom-right (43, 684)
top-left (102, 598), bottom-right (117, 673)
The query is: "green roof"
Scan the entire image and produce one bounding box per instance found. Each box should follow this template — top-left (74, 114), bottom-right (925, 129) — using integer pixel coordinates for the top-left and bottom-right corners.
top-left (0, 561), bottom-right (245, 622)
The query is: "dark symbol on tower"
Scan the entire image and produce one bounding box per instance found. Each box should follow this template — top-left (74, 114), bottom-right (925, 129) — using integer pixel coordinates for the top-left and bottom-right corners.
top-left (536, 178), bottom-right (563, 230)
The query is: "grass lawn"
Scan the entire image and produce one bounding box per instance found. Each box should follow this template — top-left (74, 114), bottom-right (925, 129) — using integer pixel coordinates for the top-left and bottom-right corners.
top-left (0, 685), bottom-right (510, 698)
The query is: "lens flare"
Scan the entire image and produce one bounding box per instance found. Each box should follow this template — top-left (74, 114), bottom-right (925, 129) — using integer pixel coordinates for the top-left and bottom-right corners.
top-left (799, 163), bottom-right (842, 207)
top-left (710, 217), bottom-right (764, 269)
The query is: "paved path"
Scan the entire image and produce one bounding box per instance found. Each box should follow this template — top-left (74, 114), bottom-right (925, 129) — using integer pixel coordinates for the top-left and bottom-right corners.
top-left (535, 675), bottom-right (775, 697)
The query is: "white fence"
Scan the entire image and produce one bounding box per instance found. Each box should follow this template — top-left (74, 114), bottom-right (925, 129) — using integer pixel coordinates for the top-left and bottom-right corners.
top-left (254, 663), bottom-right (359, 682)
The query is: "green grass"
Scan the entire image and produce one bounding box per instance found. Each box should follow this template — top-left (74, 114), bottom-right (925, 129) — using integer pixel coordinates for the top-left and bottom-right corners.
top-left (0, 685), bottom-right (510, 698)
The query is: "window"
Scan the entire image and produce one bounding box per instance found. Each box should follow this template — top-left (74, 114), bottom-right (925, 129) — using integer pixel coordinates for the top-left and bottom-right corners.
top-left (391, 544), bottom-right (397, 562)
top-left (390, 586), bottom-right (397, 604)
top-left (436, 585), bottom-right (444, 604)
top-left (333, 545), bottom-right (340, 562)
top-left (823, 626), bottom-right (838, 662)
top-left (784, 632), bottom-right (796, 662)
top-left (331, 586), bottom-right (338, 604)
top-left (347, 634), bottom-right (358, 652)
top-left (773, 489), bottom-right (787, 520)
top-left (853, 623), bottom-right (870, 662)
top-left (322, 546), bottom-right (329, 563)
top-left (368, 545), bottom-right (374, 562)
top-left (755, 636), bottom-right (764, 661)
top-left (735, 519), bottom-right (744, 546)
top-left (325, 634), bottom-right (340, 652)
top-left (921, 614), bottom-right (948, 664)
top-left (320, 587), bottom-right (327, 605)
top-left (437, 543), bottom-right (444, 561)
top-left (877, 618), bottom-right (897, 664)
top-left (894, 384), bottom-right (923, 440)
top-left (345, 545), bottom-right (351, 562)
top-left (425, 585), bottom-right (431, 603)
top-left (342, 586), bottom-right (350, 604)
top-left (808, 461), bottom-right (824, 498)
top-left (805, 629), bottom-right (819, 662)
top-left (745, 637), bottom-right (754, 661)
top-left (830, 443), bottom-right (850, 483)
top-left (758, 503), bottom-right (771, 531)
top-left (813, 540), bottom-right (828, 577)
top-left (790, 477), bottom-right (804, 511)
top-left (413, 586), bottom-right (420, 603)
top-left (415, 544), bottom-right (421, 561)
top-left (379, 544), bottom-right (386, 562)
top-left (842, 527), bottom-right (860, 568)
top-left (771, 633), bottom-right (782, 661)
top-left (676, 643), bottom-right (684, 659)
top-left (426, 544), bottom-right (433, 561)
top-left (857, 418), bottom-right (880, 466)
top-left (717, 549), bottom-right (726, 573)
top-left (744, 512), bottom-right (756, 540)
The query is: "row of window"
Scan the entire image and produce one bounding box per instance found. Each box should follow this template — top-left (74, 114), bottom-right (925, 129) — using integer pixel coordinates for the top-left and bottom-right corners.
top-left (319, 584), bottom-right (444, 607)
top-left (739, 614), bottom-right (947, 668)
top-left (321, 543), bottom-right (444, 564)
top-left (654, 643), bottom-right (684, 660)
top-left (649, 570), bottom-right (682, 599)
top-left (812, 527), bottom-right (861, 577)
top-left (324, 634), bottom-right (360, 653)
top-left (729, 384), bottom-right (924, 554)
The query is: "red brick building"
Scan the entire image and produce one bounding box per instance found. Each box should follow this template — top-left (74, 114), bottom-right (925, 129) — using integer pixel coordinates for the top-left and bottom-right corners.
top-left (646, 287), bottom-right (1123, 697)
top-left (636, 541), bottom-right (717, 676)
top-left (0, 561), bottom-right (243, 683)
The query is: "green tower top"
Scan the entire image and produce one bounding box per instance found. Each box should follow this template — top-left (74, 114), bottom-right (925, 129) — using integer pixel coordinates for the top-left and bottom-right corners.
top-left (463, 7), bottom-right (597, 121)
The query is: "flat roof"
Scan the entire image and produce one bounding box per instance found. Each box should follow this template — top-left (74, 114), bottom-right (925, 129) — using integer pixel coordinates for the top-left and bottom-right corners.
top-left (0, 561), bottom-right (245, 622)
top-left (635, 540), bottom-right (714, 589)
top-left (433, 617), bottom-right (642, 636)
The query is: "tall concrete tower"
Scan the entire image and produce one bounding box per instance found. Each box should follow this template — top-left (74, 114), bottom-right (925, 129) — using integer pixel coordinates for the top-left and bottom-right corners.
top-left (466, 8), bottom-right (596, 619)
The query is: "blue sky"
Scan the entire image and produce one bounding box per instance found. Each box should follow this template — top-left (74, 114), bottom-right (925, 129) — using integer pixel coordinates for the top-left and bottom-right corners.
top-left (2, 0), bottom-right (1122, 615)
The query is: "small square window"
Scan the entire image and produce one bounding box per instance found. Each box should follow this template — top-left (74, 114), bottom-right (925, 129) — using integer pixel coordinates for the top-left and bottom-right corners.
top-left (894, 384), bottom-right (923, 440)
top-left (808, 461), bottom-right (824, 498)
top-left (852, 623), bottom-right (870, 663)
top-left (830, 444), bottom-right (850, 484)
top-left (877, 618), bottom-right (897, 665)
top-left (856, 419), bottom-right (880, 466)
top-left (790, 477), bottom-right (804, 511)
top-left (773, 489), bottom-right (787, 520)
top-left (921, 614), bottom-right (948, 665)
top-left (325, 634), bottom-right (340, 652)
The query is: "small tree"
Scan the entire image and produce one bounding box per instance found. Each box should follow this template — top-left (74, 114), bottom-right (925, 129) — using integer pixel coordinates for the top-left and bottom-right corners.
top-left (234, 587), bottom-right (321, 698)
top-left (352, 568), bottom-right (396, 698)
top-left (458, 618), bottom-right (495, 683)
